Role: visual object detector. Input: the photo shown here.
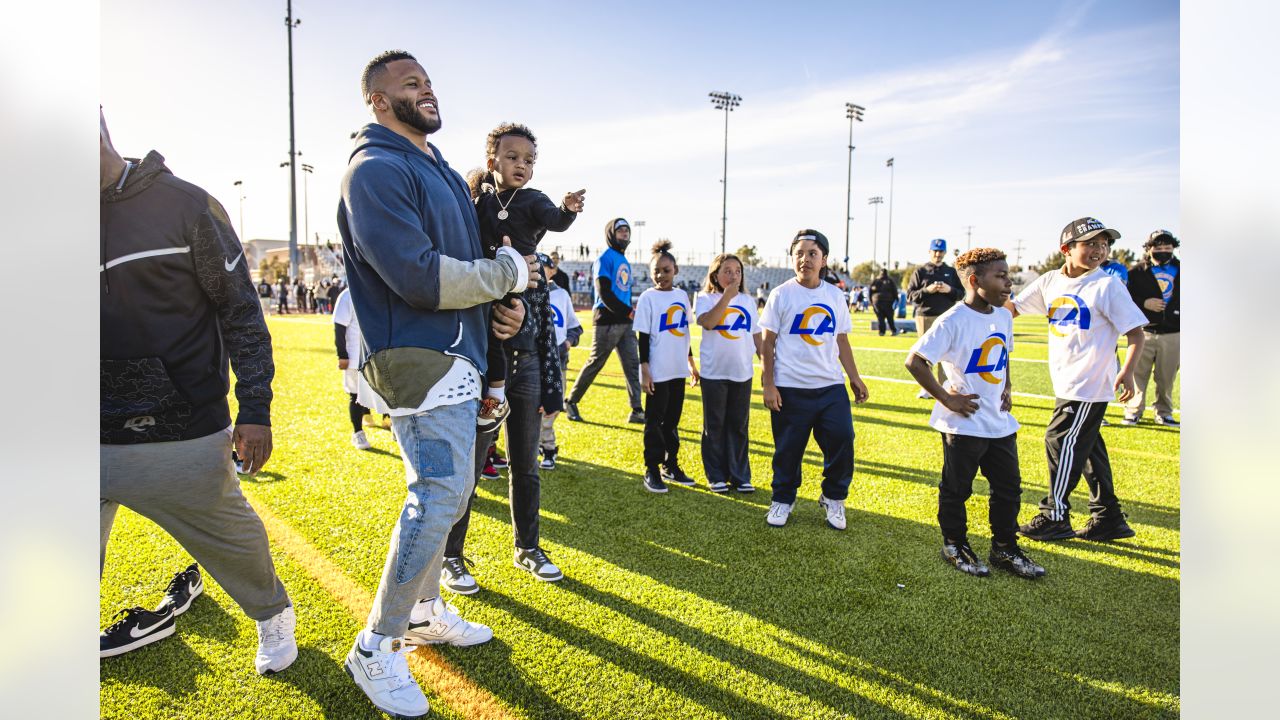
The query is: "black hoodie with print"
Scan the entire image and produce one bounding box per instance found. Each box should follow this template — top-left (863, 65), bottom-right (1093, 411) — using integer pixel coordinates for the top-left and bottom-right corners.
top-left (101, 151), bottom-right (273, 444)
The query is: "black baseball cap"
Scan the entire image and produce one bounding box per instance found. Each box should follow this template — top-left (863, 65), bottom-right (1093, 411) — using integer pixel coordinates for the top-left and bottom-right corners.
top-left (791, 229), bottom-right (830, 256)
top-left (1059, 217), bottom-right (1121, 247)
top-left (1145, 229), bottom-right (1179, 248)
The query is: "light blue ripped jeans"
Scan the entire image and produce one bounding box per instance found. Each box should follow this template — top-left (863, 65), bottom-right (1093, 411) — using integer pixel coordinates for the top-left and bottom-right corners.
top-left (368, 399), bottom-right (479, 637)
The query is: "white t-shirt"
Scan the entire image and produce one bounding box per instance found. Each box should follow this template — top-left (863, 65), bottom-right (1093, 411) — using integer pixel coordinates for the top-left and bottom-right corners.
top-left (1013, 266), bottom-right (1148, 402)
top-left (694, 291), bottom-right (760, 382)
top-left (548, 285), bottom-right (580, 346)
top-left (760, 279), bottom-right (853, 389)
top-left (909, 303), bottom-right (1020, 438)
top-left (632, 287), bottom-right (692, 382)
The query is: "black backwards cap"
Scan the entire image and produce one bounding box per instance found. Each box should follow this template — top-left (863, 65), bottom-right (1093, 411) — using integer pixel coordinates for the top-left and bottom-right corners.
top-left (791, 229), bottom-right (830, 256)
top-left (1060, 217), bottom-right (1121, 247)
top-left (1145, 229), bottom-right (1180, 248)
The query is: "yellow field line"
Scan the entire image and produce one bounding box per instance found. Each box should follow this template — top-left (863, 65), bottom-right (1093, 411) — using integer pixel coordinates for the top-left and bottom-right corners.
top-left (249, 497), bottom-right (517, 720)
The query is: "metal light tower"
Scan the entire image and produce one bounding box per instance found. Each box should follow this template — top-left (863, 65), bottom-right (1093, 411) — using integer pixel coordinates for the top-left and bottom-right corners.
top-left (885, 157), bottom-right (896, 269)
top-left (868, 196), bottom-right (884, 266)
top-left (301, 163), bottom-right (314, 247)
top-left (964, 225), bottom-right (974, 251)
top-left (233, 180), bottom-right (245, 241)
top-left (843, 103), bottom-right (864, 269)
top-left (708, 91), bottom-right (741, 255)
top-left (284, 1), bottom-right (301, 278)
top-left (633, 219), bottom-right (645, 264)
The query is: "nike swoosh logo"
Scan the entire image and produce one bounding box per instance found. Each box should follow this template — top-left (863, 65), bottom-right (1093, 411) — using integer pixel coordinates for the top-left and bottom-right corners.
top-left (225, 252), bottom-right (244, 272)
top-left (130, 616), bottom-right (170, 638)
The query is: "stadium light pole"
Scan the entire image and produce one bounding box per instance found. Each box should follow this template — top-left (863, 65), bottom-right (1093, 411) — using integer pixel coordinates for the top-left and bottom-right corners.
top-left (633, 219), bottom-right (645, 264)
top-left (843, 103), bottom-right (864, 270)
top-left (885, 157), bottom-right (896, 270)
top-left (233, 180), bottom-right (245, 241)
top-left (868, 196), bottom-right (884, 267)
top-left (301, 163), bottom-right (314, 247)
top-left (284, 1), bottom-right (301, 279)
top-left (708, 91), bottom-right (741, 255)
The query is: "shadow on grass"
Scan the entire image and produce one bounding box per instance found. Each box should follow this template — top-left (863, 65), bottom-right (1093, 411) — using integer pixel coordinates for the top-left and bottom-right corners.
top-left (273, 646), bottom-right (386, 719)
top-left (435, 636), bottom-right (586, 720)
top-left (100, 632), bottom-right (209, 696)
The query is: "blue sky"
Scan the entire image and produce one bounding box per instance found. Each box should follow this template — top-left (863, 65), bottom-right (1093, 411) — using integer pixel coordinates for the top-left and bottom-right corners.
top-left (101, 0), bottom-right (1179, 269)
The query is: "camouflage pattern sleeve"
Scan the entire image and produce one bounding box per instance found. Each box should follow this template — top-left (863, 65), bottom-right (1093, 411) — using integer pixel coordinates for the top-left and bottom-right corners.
top-left (190, 195), bottom-right (275, 426)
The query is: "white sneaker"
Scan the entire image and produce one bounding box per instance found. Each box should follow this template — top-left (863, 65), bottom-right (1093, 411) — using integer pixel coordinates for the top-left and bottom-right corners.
top-left (404, 596), bottom-right (493, 647)
top-left (766, 501), bottom-right (793, 527)
top-left (819, 494), bottom-right (847, 530)
top-left (345, 634), bottom-right (429, 718)
top-left (254, 606), bottom-right (298, 674)
top-left (352, 430), bottom-right (372, 450)
top-left (917, 389), bottom-right (932, 400)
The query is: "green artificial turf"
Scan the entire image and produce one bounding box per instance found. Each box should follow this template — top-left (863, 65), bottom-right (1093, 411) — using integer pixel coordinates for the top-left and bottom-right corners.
top-left (101, 311), bottom-right (1180, 719)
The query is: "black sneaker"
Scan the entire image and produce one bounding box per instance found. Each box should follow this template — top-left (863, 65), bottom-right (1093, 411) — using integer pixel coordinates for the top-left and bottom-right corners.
top-left (989, 542), bottom-right (1047, 579)
top-left (643, 467), bottom-right (668, 493)
top-left (565, 401), bottom-right (584, 422)
top-left (158, 563), bottom-right (203, 616)
top-left (735, 481), bottom-right (756, 493)
top-left (628, 409), bottom-right (646, 424)
top-left (941, 541), bottom-right (990, 577)
top-left (661, 465), bottom-right (695, 486)
top-left (539, 447), bottom-right (557, 471)
top-left (1075, 513), bottom-right (1136, 541)
top-left (100, 606), bottom-right (176, 658)
top-left (1018, 513), bottom-right (1076, 541)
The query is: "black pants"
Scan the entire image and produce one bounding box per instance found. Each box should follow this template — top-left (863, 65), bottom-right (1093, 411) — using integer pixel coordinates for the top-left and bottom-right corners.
top-left (348, 393), bottom-right (368, 433)
top-left (874, 304), bottom-right (897, 335)
top-left (701, 378), bottom-right (752, 487)
top-left (644, 379), bottom-right (686, 468)
top-left (1039, 399), bottom-right (1120, 521)
top-left (939, 432), bottom-right (1022, 544)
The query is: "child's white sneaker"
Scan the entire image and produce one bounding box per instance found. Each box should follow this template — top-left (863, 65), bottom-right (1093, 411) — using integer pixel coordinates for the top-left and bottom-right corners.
top-left (819, 494), bottom-right (847, 530)
top-left (766, 501), bottom-right (793, 527)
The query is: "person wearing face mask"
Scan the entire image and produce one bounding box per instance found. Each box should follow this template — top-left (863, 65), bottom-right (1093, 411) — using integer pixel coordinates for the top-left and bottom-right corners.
top-left (564, 218), bottom-right (645, 424)
top-left (1123, 230), bottom-right (1181, 427)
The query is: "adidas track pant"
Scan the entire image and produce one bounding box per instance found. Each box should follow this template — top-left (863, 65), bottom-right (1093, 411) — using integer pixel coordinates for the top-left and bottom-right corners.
top-left (1038, 399), bottom-right (1123, 522)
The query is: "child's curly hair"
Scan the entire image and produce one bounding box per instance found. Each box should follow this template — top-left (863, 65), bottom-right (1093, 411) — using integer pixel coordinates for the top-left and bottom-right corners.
top-left (650, 240), bottom-right (677, 271)
top-left (955, 247), bottom-right (1007, 284)
top-left (485, 122), bottom-right (538, 161)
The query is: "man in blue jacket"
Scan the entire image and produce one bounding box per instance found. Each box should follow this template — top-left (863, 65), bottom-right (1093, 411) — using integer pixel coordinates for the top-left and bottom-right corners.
top-left (337, 50), bottom-right (537, 719)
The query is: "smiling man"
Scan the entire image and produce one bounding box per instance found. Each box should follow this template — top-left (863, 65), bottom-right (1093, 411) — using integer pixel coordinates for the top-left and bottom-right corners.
top-left (337, 50), bottom-right (537, 719)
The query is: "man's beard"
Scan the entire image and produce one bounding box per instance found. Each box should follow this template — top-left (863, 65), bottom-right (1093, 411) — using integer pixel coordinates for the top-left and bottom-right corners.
top-left (391, 96), bottom-right (441, 135)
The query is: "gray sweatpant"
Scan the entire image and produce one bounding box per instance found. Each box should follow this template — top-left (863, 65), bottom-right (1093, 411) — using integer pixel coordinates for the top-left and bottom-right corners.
top-left (567, 321), bottom-right (641, 411)
top-left (100, 426), bottom-right (290, 621)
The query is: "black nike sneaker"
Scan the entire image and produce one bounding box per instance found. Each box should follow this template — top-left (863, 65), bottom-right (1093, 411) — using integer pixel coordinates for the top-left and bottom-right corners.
top-left (100, 606), bottom-right (176, 658)
top-left (158, 563), bottom-right (204, 616)
top-left (661, 465), bottom-right (695, 486)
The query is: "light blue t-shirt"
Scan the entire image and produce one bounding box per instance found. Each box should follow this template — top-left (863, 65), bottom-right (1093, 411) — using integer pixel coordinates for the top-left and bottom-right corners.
top-left (593, 247), bottom-right (633, 310)
top-left (1151, 263), bottom-right (1178, 302)
top-left (1101, 260), bottom-right (1129, 285)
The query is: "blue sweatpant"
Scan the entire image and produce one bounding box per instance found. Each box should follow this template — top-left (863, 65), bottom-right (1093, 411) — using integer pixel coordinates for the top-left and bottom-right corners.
top-left (769, 384), bottom-right (855, 504)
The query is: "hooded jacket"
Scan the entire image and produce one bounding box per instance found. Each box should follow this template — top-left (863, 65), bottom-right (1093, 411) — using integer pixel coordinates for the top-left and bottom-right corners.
top-left (338, 124), bottom-right (525, 410)
top-left (593, 218), bottom-right (635, 325)
top-left (100, 151), bottom-right (273, 444)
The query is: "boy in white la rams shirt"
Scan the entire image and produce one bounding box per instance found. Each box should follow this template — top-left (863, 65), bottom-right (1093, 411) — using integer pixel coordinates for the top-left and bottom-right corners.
top-left (906, 248), bottom-right (1045, 579)
top-left (760, 230), bottom-right (869, 530)
top-left (1009, 218), bottom-right (1148, 542)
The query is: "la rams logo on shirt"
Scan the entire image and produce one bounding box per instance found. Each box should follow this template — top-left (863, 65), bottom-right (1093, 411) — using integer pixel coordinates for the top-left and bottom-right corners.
top-left (788, 303), bottom-right (837, 346)
top-left (714, 306), bottom-right (752, 339)
top-left (659, 302), bottom-right (689, 336)
top-left (550, 303), bottom-right (565, 328)
top-left (963, 332), bottom-right (1009, 385)
top-left (1047, 294), bottom-right (1091, 337)
top-left (616, 265), bottom-right (631, 289)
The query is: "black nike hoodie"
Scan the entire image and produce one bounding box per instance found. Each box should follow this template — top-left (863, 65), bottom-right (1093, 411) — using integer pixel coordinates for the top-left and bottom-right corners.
top-left (101, 151), bottom-right (273, 444)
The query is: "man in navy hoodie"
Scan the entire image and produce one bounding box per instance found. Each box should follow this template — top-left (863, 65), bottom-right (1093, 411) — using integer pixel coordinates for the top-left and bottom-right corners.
top-left (337, 50), bottom-right (537, 719)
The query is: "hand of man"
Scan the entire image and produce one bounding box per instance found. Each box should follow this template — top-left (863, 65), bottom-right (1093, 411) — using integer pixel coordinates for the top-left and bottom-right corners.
top-left (564, 189), bottom-right (586, 213)
top-left (492, 298), bottom-right (525, 340)
top-left (338, 358), bottom-right (350, 370)
top-left (233, 424), bottom-right (273, 475)
top-left (502, 236), bottom-right (540, 289)
top-left (1143, 297), bottom-right (1166, 312)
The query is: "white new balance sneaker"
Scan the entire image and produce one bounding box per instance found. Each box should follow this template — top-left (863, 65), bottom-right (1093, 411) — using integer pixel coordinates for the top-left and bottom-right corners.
top-left (345, 634), bottom-right (429, 719)
top-left (766, 501), bottom-right (793, 527)
top-left (403, 596), bottom-right (493, 648)
top-left (352, 430), bottom-right (372, 450)
top-left (819, 494), bottom-right (847, 530)
top-left (255, 605), bottom-right (298, 674)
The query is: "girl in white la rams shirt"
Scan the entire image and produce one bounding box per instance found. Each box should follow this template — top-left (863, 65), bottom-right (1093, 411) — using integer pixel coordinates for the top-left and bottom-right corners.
top-left (633, 241), bottom-right (700, 493)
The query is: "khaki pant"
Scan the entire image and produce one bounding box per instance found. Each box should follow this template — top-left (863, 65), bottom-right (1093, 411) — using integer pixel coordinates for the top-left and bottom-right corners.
top-left (1126, 331), bottom-right (1180, 419)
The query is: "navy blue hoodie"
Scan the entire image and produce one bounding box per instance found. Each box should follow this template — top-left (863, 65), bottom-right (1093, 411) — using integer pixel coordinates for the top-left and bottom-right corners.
top-left (338, 123), bottom-right (489, 376)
